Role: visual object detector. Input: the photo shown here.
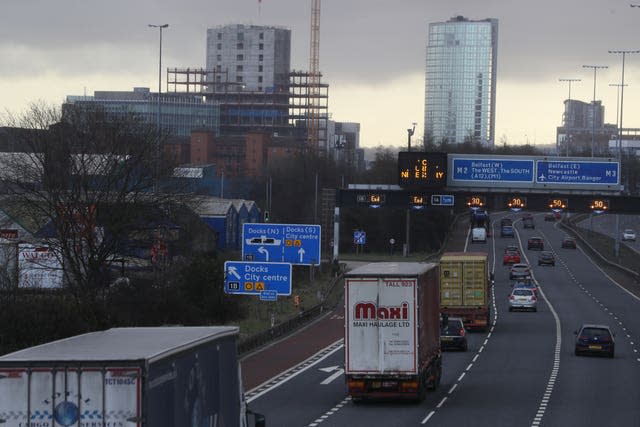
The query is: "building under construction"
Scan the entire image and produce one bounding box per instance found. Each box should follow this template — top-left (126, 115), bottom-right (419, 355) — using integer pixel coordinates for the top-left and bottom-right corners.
top-left (167, 67), bottom-right (329, 151)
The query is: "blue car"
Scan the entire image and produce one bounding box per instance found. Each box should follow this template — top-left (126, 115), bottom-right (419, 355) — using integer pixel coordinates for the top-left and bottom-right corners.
top-left (574, 324), bottom-right (615, 358)
top-left (501, 225), bottom-right (515, 238)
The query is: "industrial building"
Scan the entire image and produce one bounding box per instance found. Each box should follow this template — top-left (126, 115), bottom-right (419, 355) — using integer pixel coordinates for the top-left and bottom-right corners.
top-left (424, 16), bottom-right (498, 147)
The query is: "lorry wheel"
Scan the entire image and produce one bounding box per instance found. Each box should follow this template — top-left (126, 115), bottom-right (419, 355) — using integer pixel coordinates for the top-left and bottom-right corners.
top-left (426, 359), bottom-right (442, 391)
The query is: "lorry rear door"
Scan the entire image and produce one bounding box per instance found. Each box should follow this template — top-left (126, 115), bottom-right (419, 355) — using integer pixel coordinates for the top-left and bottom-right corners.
top-left (0, 367), bottom-right (141, 427)
top-left (346, 277), bottom-right (418, 375)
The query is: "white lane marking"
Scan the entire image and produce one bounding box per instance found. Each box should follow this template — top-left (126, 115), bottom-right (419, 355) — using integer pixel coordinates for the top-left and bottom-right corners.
top-left (320, 369), bottom-right (344, 385)
top-left (448, 384), bottom-right (458, 394)
top-left (458, 372), bottom-right (466, 382)
top-left (307, 396), bottom-right (351, 426)
top-left (437, 397), bottom-right (447, 408)
top-left (421, 411), bottom-right (436, 424)
top-left (247, 340), bottom-right (344, 402)
top-left (528, 228), bottom-right (562, 427)
top-left (466, 363), bottom-right (473, 371)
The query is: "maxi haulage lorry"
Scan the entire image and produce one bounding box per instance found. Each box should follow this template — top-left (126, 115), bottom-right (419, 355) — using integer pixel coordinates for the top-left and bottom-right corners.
top-left (344, 262), bottom-right (441, 401)
top-left (0, 326), bottom-right (264, 427)
top-left (439, 252), bottom-right (491, 331)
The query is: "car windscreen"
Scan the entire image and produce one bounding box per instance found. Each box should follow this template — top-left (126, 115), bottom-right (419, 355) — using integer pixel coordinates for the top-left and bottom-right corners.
top-left (441, 320), bottom-right (463, 334)
top-left (513, 289), bottom-right (533, 296)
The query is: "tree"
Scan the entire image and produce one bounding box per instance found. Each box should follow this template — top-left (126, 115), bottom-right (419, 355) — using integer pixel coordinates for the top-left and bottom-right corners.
top-left (1, 103), bottom-right (190, 308)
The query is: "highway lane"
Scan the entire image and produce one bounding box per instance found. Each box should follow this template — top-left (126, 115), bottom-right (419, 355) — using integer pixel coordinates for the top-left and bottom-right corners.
top-left (246, 211), bottom-right (640, 426)
top-left (524, 216), bottom-right (640, 426)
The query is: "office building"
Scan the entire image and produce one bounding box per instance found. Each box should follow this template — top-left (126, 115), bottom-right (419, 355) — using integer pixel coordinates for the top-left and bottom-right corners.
top-left (64, 87), bottom-right (220, 138)
top-left (424, 16), bottom-right (498, 147)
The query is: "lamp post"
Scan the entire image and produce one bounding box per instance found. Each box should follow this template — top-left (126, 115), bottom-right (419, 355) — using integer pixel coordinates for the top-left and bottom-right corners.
top-left (608, 50), bottom-right (639, 257)
top-left (148, 24), bottom-right (168, 189)
top-left (149, 24), bottom-right (168, 127)
top-left (559, 78), bottom-right (581, 156)
top-left (582, 65), bottom-right (608, 157)
top-left (608, 82), bottom-right (628, 159)
top-left (407, 122), bottom-right (416, 152)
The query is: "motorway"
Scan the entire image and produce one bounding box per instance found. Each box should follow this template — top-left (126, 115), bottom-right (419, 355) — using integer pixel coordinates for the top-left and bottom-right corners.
top-left (245, 213), bottom-right (640, 427)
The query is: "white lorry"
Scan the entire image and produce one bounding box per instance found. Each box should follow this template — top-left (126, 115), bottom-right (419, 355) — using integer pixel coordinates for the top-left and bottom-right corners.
top-left (344, 262), bottom-right (442, 401)
top-left (0, 326), bottom-right (264, 427)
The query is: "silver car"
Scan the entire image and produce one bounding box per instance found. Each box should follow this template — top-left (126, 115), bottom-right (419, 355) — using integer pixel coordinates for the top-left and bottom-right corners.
top-left (508, 288), bottom-right (537, 312)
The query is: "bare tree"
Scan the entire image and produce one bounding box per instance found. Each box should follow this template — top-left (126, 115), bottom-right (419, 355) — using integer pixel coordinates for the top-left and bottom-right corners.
top-left (1, 102), bottom-right (188, 301)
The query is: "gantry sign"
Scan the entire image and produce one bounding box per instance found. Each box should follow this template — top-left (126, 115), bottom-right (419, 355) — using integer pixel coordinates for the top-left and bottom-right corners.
top-left (338, 152), bottom-right (640, 214)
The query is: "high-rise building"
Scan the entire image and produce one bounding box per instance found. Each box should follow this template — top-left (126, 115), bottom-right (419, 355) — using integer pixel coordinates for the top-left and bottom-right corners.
top-left (556, 99), bottom-right (616, 156)
top-left (424, 16), bottom-right (498, 147)
top-left (206, 24), bottom-right (291, 93)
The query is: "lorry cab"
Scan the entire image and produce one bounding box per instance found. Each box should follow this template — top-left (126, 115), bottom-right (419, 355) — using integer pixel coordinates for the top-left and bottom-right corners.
top-left (471, 227), bottom-right (487, 243)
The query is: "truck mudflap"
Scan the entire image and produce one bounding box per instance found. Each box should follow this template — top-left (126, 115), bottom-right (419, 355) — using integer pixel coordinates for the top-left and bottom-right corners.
top-left (347, 353), bottom-right (441, 401)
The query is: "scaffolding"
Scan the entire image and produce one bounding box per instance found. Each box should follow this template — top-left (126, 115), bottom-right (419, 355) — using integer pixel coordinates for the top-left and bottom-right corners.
top-left (167, 68), bottom-right (328, 150)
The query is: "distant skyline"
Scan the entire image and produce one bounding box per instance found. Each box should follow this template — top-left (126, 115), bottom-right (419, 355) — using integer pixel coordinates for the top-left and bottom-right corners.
top-left (1, 0), bottom-right (640, 148)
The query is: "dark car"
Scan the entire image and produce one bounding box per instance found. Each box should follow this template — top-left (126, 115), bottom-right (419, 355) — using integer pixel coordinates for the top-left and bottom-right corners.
top-left (538, 251), bottom-right (555, 266)
top-left (544, 213), bottom-right (556, 222)
top-left (561, 237), bottom-right (577, 249)
top-left (523, 217), bottom-right (535, 229)
top-left (500, 217), bottom-right (513, 227)
top-left (574, 324), bottom-right (615, 357)
top-left (440, 317), bottom-right (468, 351)
top-left (527, 237), bottom-right (544, 250)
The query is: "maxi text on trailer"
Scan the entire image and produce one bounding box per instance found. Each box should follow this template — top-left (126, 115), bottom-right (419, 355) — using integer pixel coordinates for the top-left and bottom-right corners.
top-left (0, 326), bottom-right (265, 427)
top-left (344, 262), bottom-right (442, 401)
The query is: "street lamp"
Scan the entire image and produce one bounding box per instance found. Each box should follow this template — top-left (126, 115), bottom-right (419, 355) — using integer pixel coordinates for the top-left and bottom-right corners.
top-left (148, 23), bottom-right (168, 189)
top-left (407, 122), bottom-right (417, 152)
top-left (559, 78), bottom-right (581, 156)
top-left (582, 65), bottom-right (608, 157)
top-left (608, 82), bottom-right (628, 159)
top-left (148, 24), bottom-right (168, 125)
top-left (608, 50), bottom-right (639, 257)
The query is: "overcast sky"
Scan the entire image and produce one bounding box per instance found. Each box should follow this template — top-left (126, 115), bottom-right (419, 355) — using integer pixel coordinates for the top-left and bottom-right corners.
top-left (2, 0), bottom-right (640, 148)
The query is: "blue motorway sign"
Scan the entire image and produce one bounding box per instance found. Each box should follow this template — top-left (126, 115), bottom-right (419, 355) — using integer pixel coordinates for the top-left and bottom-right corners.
top-left (224, 261), bottom-right (292, 296)
top-left (431, 194), bottom-right (454, 206)
top-left (452, 158), bottom-right (534, 183)
top-left (243, 223), bottom-right (321, 266)
top-left (536, 160), bottom-right (619, 185)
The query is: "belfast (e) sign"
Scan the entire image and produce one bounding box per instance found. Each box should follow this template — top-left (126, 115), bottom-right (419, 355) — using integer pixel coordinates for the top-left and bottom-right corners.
top-left (447, 154), bottom-right (620, 191)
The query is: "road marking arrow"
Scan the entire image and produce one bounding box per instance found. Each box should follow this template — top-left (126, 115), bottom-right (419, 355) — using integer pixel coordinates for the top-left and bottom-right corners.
top-left (320, 368), bottom-right (344, 385)
top-left (258, 246), bottom-right (269, 261)
top-left (228, 266), bottom-right (241, 280)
